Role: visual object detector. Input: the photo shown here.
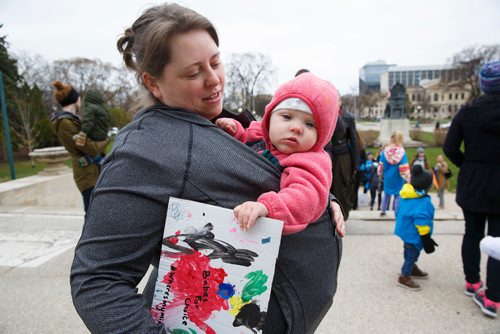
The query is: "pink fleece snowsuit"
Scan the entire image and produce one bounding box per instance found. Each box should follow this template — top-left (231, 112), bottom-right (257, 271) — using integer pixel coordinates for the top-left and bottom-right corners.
top-left (231, 73), bottom-right (340, 234)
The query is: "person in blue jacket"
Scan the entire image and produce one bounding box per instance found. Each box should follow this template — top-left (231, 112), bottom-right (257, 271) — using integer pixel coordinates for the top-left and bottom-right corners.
top-left (395, 164), bottom-right (437, 291)
top-left (361, 152), bottom-right (381, 210)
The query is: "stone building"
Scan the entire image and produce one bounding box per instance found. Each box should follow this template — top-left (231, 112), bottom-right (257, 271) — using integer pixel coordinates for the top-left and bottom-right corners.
top-left (405, 79), bottom-right (470, 119)
top-left (358, 62), bottom-right (470, 120)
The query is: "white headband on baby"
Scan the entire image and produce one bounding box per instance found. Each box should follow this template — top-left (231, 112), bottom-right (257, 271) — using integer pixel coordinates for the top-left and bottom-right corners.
top-left (272, 97), bottom-right (312, 114)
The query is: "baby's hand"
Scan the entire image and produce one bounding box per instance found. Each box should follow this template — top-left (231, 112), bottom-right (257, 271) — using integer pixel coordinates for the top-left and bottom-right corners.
top-left (234, 201), bottom-right (268, 231)
top-left (215, 118), bottom-right (237, 136)
top-left (74, 131), bottom-right (87, 147)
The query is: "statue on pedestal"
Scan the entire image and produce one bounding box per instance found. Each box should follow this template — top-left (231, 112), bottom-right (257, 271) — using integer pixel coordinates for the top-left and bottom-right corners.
top-left (379, 83), bottom-right (414, 146)
top-left (384, 83), bottom-right (407, 120)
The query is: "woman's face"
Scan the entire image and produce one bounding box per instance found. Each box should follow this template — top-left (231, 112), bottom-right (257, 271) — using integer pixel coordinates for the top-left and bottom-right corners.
top-left (148, 29), bottom-right (225, 120)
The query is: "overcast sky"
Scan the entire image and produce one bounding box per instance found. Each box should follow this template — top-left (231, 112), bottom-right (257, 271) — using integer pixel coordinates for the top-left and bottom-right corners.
top-left (1, 0), bottom-right (499, 95)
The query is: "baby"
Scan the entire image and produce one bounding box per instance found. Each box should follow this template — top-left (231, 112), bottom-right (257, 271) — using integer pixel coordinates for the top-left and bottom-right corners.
top-left (75, 89), bottom-right (110, 147)
top-left (216, 73), bottom-right (339, 234)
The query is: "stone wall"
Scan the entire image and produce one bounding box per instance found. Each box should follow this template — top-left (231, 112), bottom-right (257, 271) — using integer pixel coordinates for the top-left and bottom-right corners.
top-left (0, 173), bottom-right (83, 213)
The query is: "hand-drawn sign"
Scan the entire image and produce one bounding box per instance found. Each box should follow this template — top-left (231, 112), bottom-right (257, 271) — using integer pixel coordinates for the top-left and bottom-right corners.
top-left (151, 198), bottom-right (283, 334)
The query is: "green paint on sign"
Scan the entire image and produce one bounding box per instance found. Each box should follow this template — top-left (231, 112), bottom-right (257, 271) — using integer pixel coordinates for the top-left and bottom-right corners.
top-left (242, 270), bottom-right (268, 302)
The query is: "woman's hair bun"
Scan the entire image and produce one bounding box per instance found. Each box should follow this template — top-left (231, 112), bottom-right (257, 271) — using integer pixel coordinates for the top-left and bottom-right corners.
top-left (52, 80), bottom-right (65, 90)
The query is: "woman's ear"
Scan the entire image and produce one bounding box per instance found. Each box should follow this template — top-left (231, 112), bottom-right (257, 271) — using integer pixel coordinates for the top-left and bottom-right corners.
top-left (142, 72), bottom-right (162, 99)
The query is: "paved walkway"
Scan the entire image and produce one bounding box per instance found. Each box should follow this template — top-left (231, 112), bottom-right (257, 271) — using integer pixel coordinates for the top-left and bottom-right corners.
top-left (0, 186), bottom-right (498, 333)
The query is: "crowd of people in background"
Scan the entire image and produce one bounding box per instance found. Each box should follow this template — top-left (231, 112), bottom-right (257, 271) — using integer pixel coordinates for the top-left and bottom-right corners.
top-left (349, 141), bottom-right (452, 213)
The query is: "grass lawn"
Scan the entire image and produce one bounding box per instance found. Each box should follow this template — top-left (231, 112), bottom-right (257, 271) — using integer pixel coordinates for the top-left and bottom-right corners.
top-left (2, 141), bottom-right (457, 192)
top-left (417, 131), bottom-right (435, 146)
top-left (1, 141), bottom-right (113, 183)
top-left (0, 158), bottom-right (72, 182)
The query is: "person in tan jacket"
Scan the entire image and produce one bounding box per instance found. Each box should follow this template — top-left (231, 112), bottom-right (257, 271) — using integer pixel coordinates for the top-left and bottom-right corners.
top-left (50, 81), bottom-right (110, 213)
top-left (434, 154), bottom-right (449, 209)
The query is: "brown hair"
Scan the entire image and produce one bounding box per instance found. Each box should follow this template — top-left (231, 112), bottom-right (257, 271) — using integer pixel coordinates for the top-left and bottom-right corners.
top-left (52, 80), bottom-right (79, 107)
top-left (116, 3), bottom-right (219, 110)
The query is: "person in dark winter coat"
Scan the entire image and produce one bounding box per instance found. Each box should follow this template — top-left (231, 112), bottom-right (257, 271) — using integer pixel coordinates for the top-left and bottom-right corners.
top-left (443, 60), bottom-right (500, 318)
top-left (325, 105), bottom-right (359, 219)
top-left (353, 131), bottom-right (366, 210)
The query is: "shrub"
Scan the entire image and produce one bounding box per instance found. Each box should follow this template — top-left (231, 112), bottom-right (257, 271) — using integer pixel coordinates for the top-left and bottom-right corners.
top-left (433, 128), bottom-right (448, 147)
top-left (409, 128), bottom-right (421, 141)
top-left (34, 118), bottom-right (59, 148)
top-left (358, 130), bottom-right (380, 147)
top-left (109, 107), bottom-right (133, 129)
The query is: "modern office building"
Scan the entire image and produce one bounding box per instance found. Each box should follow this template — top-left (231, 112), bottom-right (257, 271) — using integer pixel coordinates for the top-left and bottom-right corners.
top-left (358, 60), bottom-right (395, 94)
top-left (379, 64), bottom-right (455, 92)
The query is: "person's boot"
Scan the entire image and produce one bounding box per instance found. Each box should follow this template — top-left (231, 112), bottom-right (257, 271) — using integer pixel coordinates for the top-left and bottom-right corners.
top-left (411, 265), bottom-right (428, 280)
top-left (397, 275), bottom-right (421, 291)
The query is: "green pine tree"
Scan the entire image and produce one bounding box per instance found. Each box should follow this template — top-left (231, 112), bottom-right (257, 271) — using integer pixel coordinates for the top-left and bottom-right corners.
top-left (0, 24), bottom-right (23, 160)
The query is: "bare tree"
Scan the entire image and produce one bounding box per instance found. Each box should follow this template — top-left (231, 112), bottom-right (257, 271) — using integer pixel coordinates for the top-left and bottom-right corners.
top-left (16, 52), bottom-right (52, 88)
top-left (106, 67), bottom-right (138, 110)
top-left (341, 94), bottom-right (358, 116)
top-left (253, 94), bottom-right (273, 118)
top-left (224, 53), bottom-right (276, 111)
top-left (15, 52), bottom-right (54, 114)
top-left (16, 54), bottom-right (139, 111)
top-left (8, 51), bottom-right (140, 153)
top-left (52, 58), bottom-right (139, 110)
top-left (52, 57), bottom-right (114, 94)
top-left (448, 44), bottom-right (500, 101)
top-left (10, 83), bottom-right (51, 154)
top-left (358, 91), bottom-right (382, 119)
top-left (11, 95), bottom-right (40, 163)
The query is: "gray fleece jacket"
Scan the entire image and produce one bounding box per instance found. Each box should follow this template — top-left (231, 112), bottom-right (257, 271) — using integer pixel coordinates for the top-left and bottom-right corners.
top-left (70, 105), bottom-right (341, 334)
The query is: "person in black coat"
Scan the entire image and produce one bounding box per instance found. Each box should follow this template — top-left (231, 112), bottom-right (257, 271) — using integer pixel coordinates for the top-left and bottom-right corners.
top-left (443, 60), bottom-right (500, 318)
top-left (325, 106), bottom-right (359, 219)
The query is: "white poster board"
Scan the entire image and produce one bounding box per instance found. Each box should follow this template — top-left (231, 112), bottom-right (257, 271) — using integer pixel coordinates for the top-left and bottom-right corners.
top-left (151, 197), bottom-right (283, 334)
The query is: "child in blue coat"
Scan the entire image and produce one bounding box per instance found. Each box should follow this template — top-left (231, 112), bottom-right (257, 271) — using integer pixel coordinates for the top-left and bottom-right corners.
top-left (395, 164), bottom-right (437, 291)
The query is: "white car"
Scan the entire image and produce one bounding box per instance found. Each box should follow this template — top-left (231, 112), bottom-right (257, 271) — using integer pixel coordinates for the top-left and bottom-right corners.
top-left (108, 127), bottom-right (119, 138)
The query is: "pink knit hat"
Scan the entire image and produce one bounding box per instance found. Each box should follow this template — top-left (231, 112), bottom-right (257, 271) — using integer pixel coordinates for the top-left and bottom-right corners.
top-left (261, 73), bottom-right (340, 152)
